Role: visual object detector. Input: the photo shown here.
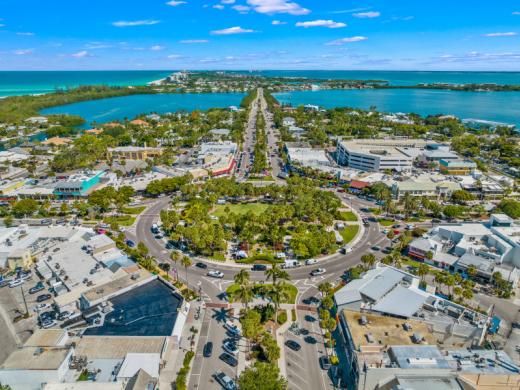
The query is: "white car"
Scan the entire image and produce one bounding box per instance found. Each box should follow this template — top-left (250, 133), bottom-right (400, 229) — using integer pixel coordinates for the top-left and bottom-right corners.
top-left (9, 279), bottom-right (23, 288)
top-left (310, 268), bottom-right (326, 277)
top-left (41, 320), bottom-right (55, 329)
top-left (223, 341), bottom-right (239, 355)
top-left (207, 270), bottom-right (224, 279)
top-left (382, 228), bottom-right (389, 234)
top-left (305, 258), bottom-right (318, 266)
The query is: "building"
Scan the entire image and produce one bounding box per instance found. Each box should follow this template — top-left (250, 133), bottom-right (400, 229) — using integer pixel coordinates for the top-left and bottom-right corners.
top-left (336, 139), bottom-right (427, 172)
top-left (418, 144), bottom-right (459, 166)
top-left (108, 146), bottom-right (163, 161)
top-left (53, 170), bottom-right (106, 198)
top-left (41, 137), bottom-right (72, 147)
top-left (439, 159), bottom-right (477, 175)
top-left (198, 142), bottom-right (237, 177)
top-left (392, 179), bottom-right (461, 200)
top-left (408, 214), bottom-right (520, 285)
top-left (282, 117), bottom-right (296, 127)
top-left (84, 128), bottom-right (103, 135)
top-left (25, 116), bottom-right (49, 125)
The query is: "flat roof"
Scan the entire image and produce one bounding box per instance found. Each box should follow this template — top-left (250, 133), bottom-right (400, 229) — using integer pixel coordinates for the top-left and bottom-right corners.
top-left (74, 336), bottom-right (166, 359)
top-left (1, 347), bottom-right (71, 370)
top-left (342, 309), bottom-right (437, 349)
top-left (82, 269), bottom-right (151, 302)
top-left (43, 383), bottom-right (124, 390)
top-left (24, 329), bottom-right (67, 347)
top-left (372, 285), bottom-right (428, 318)
top-left (117, 353), bottom-right (160, 379)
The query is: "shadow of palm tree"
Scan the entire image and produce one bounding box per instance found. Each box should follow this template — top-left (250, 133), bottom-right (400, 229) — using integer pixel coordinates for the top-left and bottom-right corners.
top-left (211, 308), bottom-right (232, 323)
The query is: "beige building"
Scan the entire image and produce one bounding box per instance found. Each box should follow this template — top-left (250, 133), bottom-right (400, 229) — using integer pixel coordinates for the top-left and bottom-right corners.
top-left (108, 146), bottom-right (163, 160)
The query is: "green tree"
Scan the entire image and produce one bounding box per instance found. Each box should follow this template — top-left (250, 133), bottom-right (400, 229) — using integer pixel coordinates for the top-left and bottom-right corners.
top-left (237, 361), bottom-right (287, 390)
top-left (498, 199), bottom-right (520, 219)
top-left (181, 256), bottom-right (192, 289)
top-left (265, 264), bottom-right (290, 285)
top-left (260, 333), bottom-right (280, 363)
top-left (417, 263), bottom-right (429, 283)
top-left (267, 282), bottom-right (290, 323)
top-left (317, 282), bottom-right (332, 297)
top-left (12, 199), bottom-right (38, 218)
top-left (360, 253), bottom-right (376, 269)
top-left (3, 215), bottom-right (13, 227)
top-left (234, 270), bottom-right (253, 309)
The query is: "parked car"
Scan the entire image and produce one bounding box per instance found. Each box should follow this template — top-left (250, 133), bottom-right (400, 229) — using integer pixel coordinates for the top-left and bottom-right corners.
top-left (310, 268), bottom-right (326, 277)
top-left (203, 342), bottom-right (213, 357)
top-left (319, 355), bottom-right (332, 370)
top-left (57, 311), bottom-right (73, 321)
top-left (36, 294), bottom-right (52, 302)
top-left (9, 279), bottom-right (23, 288)
top-left (252, 264), bottom-right (267, 271)
top-left (285, 340), bottom-right (301, 351)
top-left (41, 319), bottom-right (55, 329)
top-left (125, 240), bottom-right (136, 248)
top-left (223, 341), bottom-right (239, 355)
top-left (371, 245), bottom-right (381, 251)
top-left (219, 353), bottom-right (238, 367)
top-left (207, 270), bottom-right (224, 278)
top-left (196, 262), bottom-right (208, 269)
top-left (305, 259), bottom-right (318, 266)
top-left (224, 320), bottom-right (241, 337)
top-left (340, 246), bottom-right (352, 254)
top-left (29, 282), bottom-right (45, 294)
top-left (214, 371), bottom-right (237, 390)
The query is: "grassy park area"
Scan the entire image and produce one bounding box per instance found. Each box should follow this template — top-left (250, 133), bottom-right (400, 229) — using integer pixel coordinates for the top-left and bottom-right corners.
top-left (340, 211), bottom-right (358, 221)
top-left (211, 202), bottom-right (271, 217)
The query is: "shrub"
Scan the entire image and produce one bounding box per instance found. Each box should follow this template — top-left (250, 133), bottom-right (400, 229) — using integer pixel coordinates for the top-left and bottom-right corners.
top-left (330, 355), bottom-right (339, 365)
top-left (277, 311), bottom-right (287, 325)
top-left (291, 309), bottom-right (297, 322)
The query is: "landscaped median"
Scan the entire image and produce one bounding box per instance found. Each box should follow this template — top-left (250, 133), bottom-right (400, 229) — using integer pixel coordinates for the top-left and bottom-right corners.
top-left (340, 225), bottom-right (359, 244)
top-left (226, 283), bottom-right (298, 304)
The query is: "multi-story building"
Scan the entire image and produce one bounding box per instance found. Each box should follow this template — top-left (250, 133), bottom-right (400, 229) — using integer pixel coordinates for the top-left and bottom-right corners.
top-left (53, 170), bottom-right (106, 198)
top-left (107, 146), bottom-right (163, 161)
top-left (336, 139), bottom-right (427, 172)
top-left (439, 159), bottom-right (477, 175)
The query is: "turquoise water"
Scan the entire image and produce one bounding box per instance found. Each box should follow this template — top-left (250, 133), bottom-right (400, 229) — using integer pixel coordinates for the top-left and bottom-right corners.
top-left (41, 92), bottom-right (245, 125)
top-left (274, 89), bottom-right (520, 127)
top-left (247, 70), bottom-right (520, 86)
top-left (0, 70), bottom-right (171, 97)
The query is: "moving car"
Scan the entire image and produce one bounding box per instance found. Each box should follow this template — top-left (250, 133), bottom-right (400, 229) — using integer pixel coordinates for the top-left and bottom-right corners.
top-left (214, 371), bottom-right (237, 390)
top-left (310, 268), bottom-right (326, 277)
top-left (196, 262), bottom-right (208, 269)
top-left (203, 342), bottom-right (213, 357)
top-left (252, 264), bottom-right (267, 271)
top-left (223, 341), bottom-right (239, 355)
top-left (340, 246), bottom-right (352, 254)
top-left (219, 353), bottom-right (238, 367)
top-left (37, 294), bottom-right (52, 302)
top-left (371, 245), bottom-right (381, 251)
top-left (125, 239), bottom-right (136, 248)
top-left (207, 270), bottom-right (224, 278)
top-left (285, 340), bottom-right (301, 351)
top-left (305, 258), bottom-right (318, 266)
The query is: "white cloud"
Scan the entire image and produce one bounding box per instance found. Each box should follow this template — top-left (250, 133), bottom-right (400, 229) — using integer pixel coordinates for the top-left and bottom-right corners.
top-left (112, 20), bottom-right (160, 27)
top-left (233, 5), bottom-right (250, 12)
top-left (326, 36), bottom-right (368, 45)
top-left (179, 39), bottom-right (209, 43)
top-left (353, 11), bottom-right (380, 18)
top-left (85, 42), bottom-right (112, 49)
top-left (222, 0), bottom-right (235, 3)
top-left (272, 20), bottom-right (286, 25)
top-left (14, 48), bottom-right (33, 55)
top-left (213, 4), bottom-right (224, 9)
top-left (247, 0), bottom-right (310, 15)
top-left (484, 32), bottom-right (517, 37)
top-left (296, 19), bottom-right (346, 28)
top-left (166, 1), bottom-right (187, 6)
top-left (16, 32), bottom-right (35, 36)
top-left (150, 45), bottom-right (165, 51)
top-left (72, 50), bottom-right (89, 58)
top-left (167, 54), bottom-right (183, 59)
top-left (211, 26), bottom-right (255, 35)
top-left (512, 11), bottom-right (520, 15)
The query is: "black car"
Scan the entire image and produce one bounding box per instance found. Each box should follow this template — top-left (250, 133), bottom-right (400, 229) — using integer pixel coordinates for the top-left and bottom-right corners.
top-left (203, 342), bottom-right (213, 357)
top-left (320, 355), bottom-right (332, 370)
top-left (219, 352), bottom-right (238, 367)
top-left (371, 245), bottom-right (381, 251)
top-left (196, 262), bottom-right (208, 269)
top-left (36, 294), bottom-right (52, 302)
top-left (252, 264), bottom-right (267, 271)
top-left (285, 340), bottom-right (301, 351)
top-left (29, 282), bottom-right (45, 294)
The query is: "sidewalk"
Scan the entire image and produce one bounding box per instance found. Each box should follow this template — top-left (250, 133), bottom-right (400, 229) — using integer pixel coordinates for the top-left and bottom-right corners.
top-left (275, 309), bottom-right (293, 378)
top-left (158, 300), bottom-right (205, 389)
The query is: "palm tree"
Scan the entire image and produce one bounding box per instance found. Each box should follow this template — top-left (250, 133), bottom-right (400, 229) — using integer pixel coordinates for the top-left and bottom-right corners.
top-left (265, 264), bottom-right (289, 285)
top-left (402, 192), bottom-right (417, 220)
top-left (234, 269), bottom-right (253, 309)
top-left (318, 282), bottom-right (333, 297)
top-left (181, 256), bottom-right (192, 289)
top-left (268, 281), bottom-right (290, 323)
top-left (170, 251), bottom-right (180, 281)
top-left (234, 269), bottom-right (251, 286)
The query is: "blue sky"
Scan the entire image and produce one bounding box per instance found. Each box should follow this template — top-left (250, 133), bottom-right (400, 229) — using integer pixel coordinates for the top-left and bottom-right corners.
top-left (1, 0), bottom-right (520, 70)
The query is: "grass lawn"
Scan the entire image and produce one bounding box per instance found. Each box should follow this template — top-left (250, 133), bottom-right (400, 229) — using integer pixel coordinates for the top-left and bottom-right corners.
top-left (121, 206), bottom-right (146, 215)
top-left (226, 283), bottom-right (298, 304)
top-left (339, 211), bottom-right (358, 222)
top-left (104, 215), bottom-right (136, 227)
top-left (340, 225), bottom-right (359, 244)
top-left (378, 218), bottom-right (395, 227)
top-left (212, 203), bottom-right (270, 217)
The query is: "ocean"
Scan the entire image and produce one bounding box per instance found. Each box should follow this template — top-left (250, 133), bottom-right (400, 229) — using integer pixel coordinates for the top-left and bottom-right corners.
top-left (0, 70), bottom-right (171, 97)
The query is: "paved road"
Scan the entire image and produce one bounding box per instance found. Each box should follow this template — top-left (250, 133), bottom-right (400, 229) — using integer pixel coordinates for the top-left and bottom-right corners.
top-left (130, 192), bottom-right (384, 305)
top-left (284, 310), bottom-right (334, 390)
top-left (258, 88), bottom-right (284, 181)
top-left (236, 91), bottom-right (260, 181)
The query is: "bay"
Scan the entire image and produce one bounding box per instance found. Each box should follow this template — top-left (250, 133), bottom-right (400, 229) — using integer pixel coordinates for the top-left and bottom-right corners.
top-left (274, 89), bottom-right (520, 127)
top-left (40, 92), bottom-right (245, 126)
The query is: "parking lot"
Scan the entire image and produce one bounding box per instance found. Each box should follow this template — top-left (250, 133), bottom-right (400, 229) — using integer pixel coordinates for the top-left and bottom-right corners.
top-left (189, 306), bottom-right (243, 390)
top-left (284, 310), bottom-right (334, 390)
